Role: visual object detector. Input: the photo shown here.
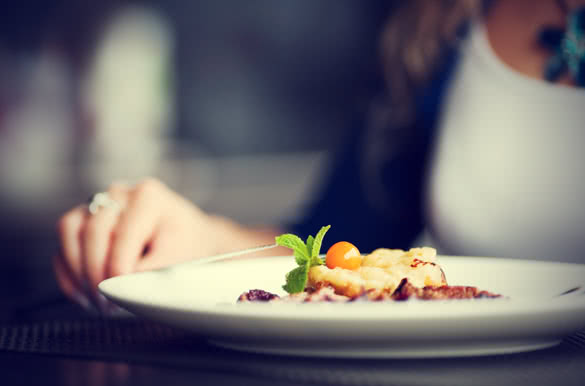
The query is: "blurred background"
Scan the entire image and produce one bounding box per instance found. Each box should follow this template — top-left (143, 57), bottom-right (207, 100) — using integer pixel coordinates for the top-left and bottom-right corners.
top-left (0, 0), bottom-right (391, 316)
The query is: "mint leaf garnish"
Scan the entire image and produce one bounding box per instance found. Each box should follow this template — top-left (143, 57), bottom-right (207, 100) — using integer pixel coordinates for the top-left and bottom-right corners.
top-left (282, 263), bottom-right (310, 294)
top-left (277, 225), bottom-right (331, 294)
top-left (275, 233), bottom-right (309, 265)
top-left (310, 255), bottom-right (324, 266)
top-left (306, 235), bottom-right (314, 257)
top-left (311, 225), bottom-right (330, 258)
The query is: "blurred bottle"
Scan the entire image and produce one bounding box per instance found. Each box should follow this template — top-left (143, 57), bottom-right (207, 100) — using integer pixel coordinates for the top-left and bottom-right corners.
top-left (81, 5), bottom-right (175, 190)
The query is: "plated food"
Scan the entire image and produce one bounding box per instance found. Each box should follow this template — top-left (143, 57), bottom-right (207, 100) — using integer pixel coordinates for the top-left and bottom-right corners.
top-left (99, 254), bottom-right (585, 357)
top-left (239, 226), bottom-right (501, 303)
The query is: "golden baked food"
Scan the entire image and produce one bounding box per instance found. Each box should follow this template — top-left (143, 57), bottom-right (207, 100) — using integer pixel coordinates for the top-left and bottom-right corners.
top-left (307, 247), bottom-right (446, 297)
top-left (237, 226), bottom-right (501, 303)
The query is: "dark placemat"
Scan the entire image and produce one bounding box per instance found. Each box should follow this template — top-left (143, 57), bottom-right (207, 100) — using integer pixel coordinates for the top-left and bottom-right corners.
top-left (1, 317), bottom-right (585, 386)
top-left (0, 317), bottom-right (197, 355)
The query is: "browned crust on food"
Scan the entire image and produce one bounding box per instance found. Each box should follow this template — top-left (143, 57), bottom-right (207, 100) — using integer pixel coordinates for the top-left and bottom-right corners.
top-left (238, 287), bottom-right (350, 303)
top-left (310, 279), bottom-right (365, 298)
top-left (410, 258), bottom-right (436, 268)
top-left (298, 286), bottom-right (350, 302)
top-left (238, 289), bottom-right (280, 302)
top-left (239, 279), bottom-right (501, 303)
top-left (389, 278), bottom-right (502, 301)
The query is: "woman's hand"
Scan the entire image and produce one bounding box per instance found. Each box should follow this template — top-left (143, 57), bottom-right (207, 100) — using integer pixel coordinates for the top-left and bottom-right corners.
top-left (53, 178), bottom-right (228, 310)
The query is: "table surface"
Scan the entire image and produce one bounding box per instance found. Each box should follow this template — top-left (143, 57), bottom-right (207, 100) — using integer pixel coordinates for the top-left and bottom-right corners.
top-left (1, 298), bottom-right (585, 386)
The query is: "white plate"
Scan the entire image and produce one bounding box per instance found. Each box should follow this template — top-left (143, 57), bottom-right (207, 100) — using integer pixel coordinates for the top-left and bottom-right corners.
top-left (99, 256), bottom-right (585, 358)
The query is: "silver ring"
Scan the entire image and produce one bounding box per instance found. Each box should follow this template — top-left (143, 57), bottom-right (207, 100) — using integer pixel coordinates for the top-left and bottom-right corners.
top-left (87, 192), bottom-right (121, 215)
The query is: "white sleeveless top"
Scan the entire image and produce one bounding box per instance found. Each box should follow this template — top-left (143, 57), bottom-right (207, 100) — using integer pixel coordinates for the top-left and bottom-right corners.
top-left (425, 24), bottom-right (585, 263)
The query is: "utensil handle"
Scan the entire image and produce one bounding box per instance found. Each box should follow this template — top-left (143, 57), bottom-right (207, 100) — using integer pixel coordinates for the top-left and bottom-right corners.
top-left (175, 243), bottom-right (279, 269)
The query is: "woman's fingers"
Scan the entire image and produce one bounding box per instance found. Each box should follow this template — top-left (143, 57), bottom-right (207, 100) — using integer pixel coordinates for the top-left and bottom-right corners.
top-left (81, 205), bottom-right (122, 292)
top-left (134, 226), bottom-right (184, 272)
top-left (55, 178), bottom-right (212, 311)
top-left (81, 184), bottom-right (129, 293)
top-left (133, 242), bottom-right (167, 273)
top-left (56, 206), bottom-right (87, 288)
top-left (53, 254), bottom-right (91, 309)
top-left (107, 179), bottom-right (165, 278)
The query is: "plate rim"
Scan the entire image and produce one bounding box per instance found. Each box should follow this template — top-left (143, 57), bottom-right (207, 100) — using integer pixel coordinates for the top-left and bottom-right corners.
top-left (99, 255), bottom-right (585, 320)
top-left (98, 255), bottom-right (585, 358)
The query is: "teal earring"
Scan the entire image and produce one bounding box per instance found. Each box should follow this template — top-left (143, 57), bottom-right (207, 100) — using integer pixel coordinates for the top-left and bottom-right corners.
top-left (539, 5), bottom-right (585, 87)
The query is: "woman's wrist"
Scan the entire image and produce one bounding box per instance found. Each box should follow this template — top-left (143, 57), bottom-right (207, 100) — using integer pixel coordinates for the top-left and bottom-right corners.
top-left (205, 214), bottom-right (282, 255)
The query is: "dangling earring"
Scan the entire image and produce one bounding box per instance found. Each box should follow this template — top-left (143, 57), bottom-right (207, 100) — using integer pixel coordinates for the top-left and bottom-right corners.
top-left (539, 1), bottom-right (585, 87)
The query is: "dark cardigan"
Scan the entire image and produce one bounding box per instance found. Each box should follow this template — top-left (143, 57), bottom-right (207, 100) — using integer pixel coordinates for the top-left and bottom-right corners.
top-left (288, 44), bottom-right (462, 253)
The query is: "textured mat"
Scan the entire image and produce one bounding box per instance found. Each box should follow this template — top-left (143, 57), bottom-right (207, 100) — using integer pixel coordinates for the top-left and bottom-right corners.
top-left (1, 318), bottom-right (585, 386)
top-left (0, 318), bottom-right (195, 355)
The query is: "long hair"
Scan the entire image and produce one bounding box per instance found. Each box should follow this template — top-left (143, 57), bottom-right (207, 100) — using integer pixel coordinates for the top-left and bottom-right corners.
top-left (381, 0), bottom-right (482, 124)
top-left (360, 0), bottom-right (483, 215)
